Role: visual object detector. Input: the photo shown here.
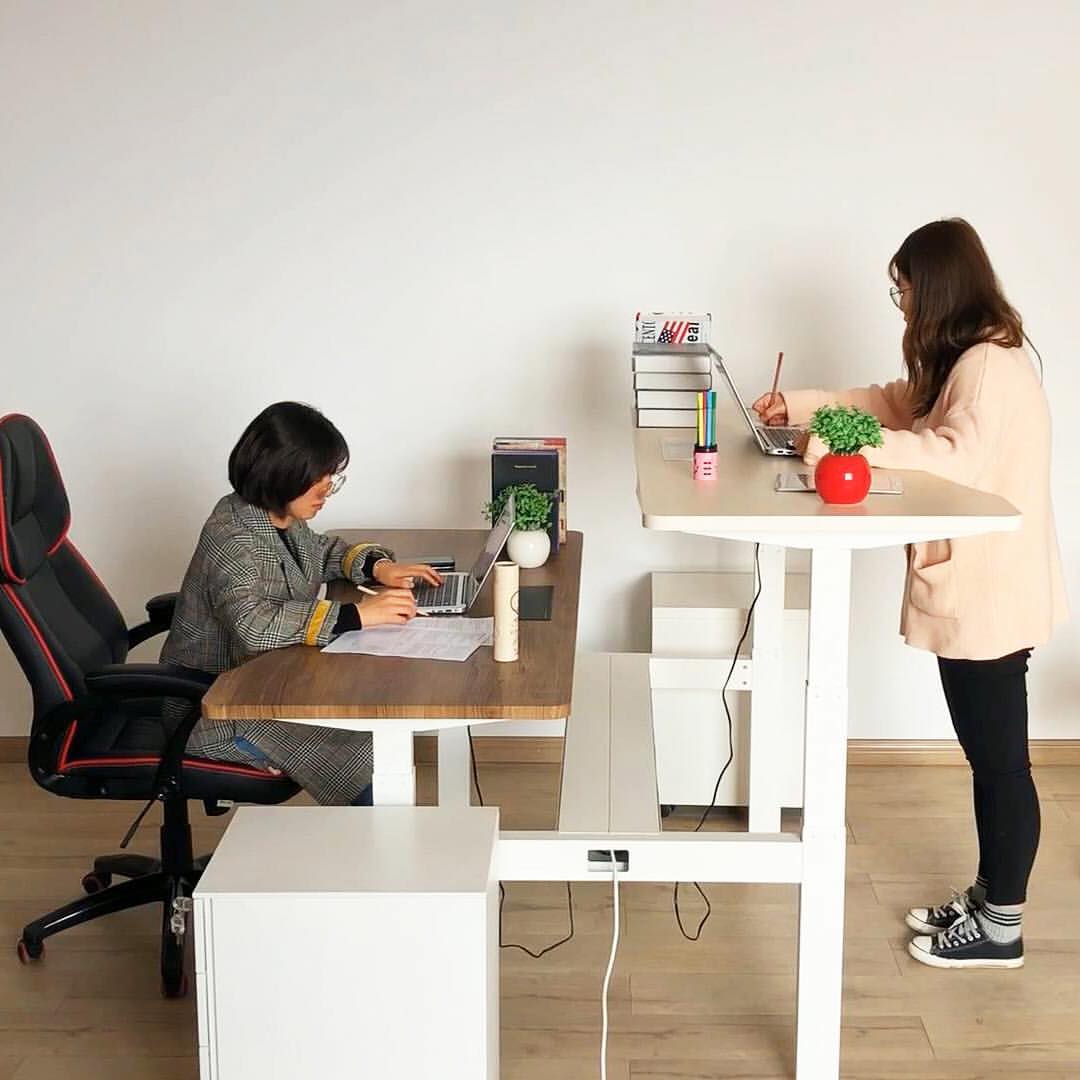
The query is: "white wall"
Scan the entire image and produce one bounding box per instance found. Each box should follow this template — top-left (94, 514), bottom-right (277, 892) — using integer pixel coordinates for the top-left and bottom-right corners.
top-left (2, 1), bottom-right (1077, 739)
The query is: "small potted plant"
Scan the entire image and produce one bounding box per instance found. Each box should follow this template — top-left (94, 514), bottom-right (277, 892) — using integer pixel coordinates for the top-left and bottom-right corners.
top-left (808, 405), bottom-right (884, 505)
top-left (484, 483), bottom-right (555, 568)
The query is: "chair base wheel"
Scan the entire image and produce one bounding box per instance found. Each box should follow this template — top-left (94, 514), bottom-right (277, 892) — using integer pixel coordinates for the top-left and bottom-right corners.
top-left (161, 971), bottom-right (188, 999)
top-left (82, 871), bottom-right (112, 894)
top-left (660, 804), bottom-right (675, 818)
top-left (17, 937), bottom-right (44, 963)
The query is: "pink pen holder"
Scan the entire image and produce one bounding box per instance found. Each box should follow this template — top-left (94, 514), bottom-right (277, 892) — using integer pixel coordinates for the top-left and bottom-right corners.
top-left (692, 446), bottom-right (718, 481)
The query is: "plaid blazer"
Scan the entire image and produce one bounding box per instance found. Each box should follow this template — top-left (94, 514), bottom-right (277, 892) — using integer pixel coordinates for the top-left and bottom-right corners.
top-left (161, 493), bottom-right (394, 675)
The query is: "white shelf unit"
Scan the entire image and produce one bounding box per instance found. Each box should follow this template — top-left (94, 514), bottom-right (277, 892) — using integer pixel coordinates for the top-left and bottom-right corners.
top-left (651, 570), bottom-right (809, 809)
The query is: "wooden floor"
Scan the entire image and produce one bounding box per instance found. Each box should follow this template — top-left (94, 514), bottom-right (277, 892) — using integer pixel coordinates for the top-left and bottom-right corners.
top-left (2, 759), bottom-right (1079, 1079)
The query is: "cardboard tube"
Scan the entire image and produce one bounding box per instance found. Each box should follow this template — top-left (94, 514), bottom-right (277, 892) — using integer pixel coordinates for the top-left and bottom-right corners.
top-left (493, 561), bottom-right (519, 662)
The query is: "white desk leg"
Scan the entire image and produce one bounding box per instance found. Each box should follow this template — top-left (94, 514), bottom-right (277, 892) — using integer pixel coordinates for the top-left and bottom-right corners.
top-left (748, 543), bottom-right (785, 832)
top-left (438, 726), bottom-right (473, 807)
top-left (795, 546), bottom-right (852, 1080)
top-left (371, 730), bottom-right (417, 805)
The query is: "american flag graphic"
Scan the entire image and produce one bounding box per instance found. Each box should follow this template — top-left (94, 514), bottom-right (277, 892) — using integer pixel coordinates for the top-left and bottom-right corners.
top-left (656, 320), bottom-right (700, 344)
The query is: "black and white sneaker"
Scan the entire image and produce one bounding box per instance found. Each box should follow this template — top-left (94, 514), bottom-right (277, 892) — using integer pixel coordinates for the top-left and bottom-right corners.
top-left (908, 913), bottom-right (1023, 969)
top-left (905, 887), bottom-right (978, 934)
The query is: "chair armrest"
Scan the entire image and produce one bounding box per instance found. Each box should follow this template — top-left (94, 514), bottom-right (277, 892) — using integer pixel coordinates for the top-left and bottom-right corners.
top-left (83, 663), bottom-right (215, 801)
top-left (128, 592), bottom-right (179, 649)
top-left (85, 663), bottom-right (214, 702)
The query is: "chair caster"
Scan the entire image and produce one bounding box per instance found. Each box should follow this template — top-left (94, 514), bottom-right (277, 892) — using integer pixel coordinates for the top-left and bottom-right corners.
top-left (17, 936), bottom-right (44, 963)
top-left (660, 804), bottom-right (675, 818)
top-left (161, 897), bottom-right (188, 999)
top-left (161, 971), bottom-right (188, 999)
top-left (82, 871), bottom-right (112, 894)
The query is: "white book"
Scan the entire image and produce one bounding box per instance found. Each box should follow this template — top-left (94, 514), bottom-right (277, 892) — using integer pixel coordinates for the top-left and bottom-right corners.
top-left (635, 389), bottom-right (704, 409)
top-left (636, 408), bottom-right (697, 428)
top-left (631, 353), bottom-right (712, 374)
top-left (634, 372), bottom-right (712, 391)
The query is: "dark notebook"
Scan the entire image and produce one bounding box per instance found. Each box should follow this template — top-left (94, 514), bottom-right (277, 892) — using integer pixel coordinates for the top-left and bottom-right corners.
top-left (491, 448), bottom-right (560, 552)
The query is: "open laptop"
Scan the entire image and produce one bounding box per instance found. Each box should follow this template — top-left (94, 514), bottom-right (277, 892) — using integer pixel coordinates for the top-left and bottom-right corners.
top-left (412, 494), bottom-right (516, 615)
top-left (709, 347), bottom-right (804, 456)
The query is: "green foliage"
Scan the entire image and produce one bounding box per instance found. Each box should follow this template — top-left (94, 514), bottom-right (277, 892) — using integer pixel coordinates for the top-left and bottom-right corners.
top-left (809, 405), bottom-right (884, 455)
top-left (483, 483), bottom-right (554, 532)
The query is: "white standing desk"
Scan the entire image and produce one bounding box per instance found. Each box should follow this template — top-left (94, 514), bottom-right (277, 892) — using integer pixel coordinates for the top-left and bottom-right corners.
top-left (633, 407), bottom-right (1021, 1079)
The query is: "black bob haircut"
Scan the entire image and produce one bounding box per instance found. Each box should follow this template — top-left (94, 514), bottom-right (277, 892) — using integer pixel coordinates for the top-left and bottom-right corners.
top-left (228, 402), bottom-right (349, 514)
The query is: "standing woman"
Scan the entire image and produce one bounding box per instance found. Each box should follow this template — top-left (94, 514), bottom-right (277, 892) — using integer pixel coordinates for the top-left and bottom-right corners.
top-left (162, 401), bottom-right (442, 806)
top-left (753, 219), bottom-right (1068, 969)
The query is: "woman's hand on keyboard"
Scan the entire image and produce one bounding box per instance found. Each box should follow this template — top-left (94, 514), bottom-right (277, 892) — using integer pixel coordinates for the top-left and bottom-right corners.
top-left (372, 561), bottom-right (444, 590)
top-left (357, 589), bottom-right (418, 627)
top-left (751, 392), bottom-right (789, 426)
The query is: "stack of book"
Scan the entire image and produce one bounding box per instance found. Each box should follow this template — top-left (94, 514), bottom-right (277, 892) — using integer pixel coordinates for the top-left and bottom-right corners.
top-left (491, 436), bottom-right (566, 552)
top-left (632, 312), bottom-right (713, 428)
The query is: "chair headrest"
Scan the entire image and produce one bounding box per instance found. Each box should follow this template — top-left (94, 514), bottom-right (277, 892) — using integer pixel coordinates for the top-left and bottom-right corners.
top-left (0, 415), bottom-right (71, 584)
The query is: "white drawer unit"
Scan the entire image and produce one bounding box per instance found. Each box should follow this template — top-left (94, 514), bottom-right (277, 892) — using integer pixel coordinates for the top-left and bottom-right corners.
top-left (651, 570), bottom-right (809, 812)
top-left (194, 805), bottom-right (500, 1080)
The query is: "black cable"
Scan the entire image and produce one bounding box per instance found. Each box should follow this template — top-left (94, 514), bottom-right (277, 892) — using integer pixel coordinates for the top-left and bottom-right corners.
top-left (673, 882), bottom-right (712, 941)
top-left (499, 881), bottom-right (576, 958)
top-left (466, 724), bottom-right (486, 806)
top-left (692, 543), bottom-right (762, 834)
top-left (467, 725), bottom-right (577, 957)
top-left (673, 543), bottom-right (762, 941)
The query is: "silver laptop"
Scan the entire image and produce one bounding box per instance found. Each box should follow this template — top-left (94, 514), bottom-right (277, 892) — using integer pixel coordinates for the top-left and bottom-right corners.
top-left (709, 347), bottom-right (804, 456)
top-left (413, 495), bottom-right (516, 615)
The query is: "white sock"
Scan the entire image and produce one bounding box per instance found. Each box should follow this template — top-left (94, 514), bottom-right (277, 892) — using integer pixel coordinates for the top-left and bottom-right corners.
top-left (976, 901), bottom-right (1023, 944)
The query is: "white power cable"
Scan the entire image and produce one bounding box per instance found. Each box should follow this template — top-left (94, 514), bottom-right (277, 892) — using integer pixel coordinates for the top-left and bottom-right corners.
top-left (600, 851), bottom-right (621, 1080)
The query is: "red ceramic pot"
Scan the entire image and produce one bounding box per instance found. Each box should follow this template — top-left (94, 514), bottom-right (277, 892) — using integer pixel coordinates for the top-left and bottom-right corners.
top-left (814, 452), bottom-right (871, 504)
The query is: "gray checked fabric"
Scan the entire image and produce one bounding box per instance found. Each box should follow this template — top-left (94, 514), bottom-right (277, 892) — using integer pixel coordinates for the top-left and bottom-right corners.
top-left (162, 493), bottom-right (393, 805)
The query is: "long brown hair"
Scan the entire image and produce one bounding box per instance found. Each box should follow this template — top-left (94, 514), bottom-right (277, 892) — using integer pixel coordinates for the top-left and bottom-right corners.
top-left (890, 218), bottom-right (1023, 418)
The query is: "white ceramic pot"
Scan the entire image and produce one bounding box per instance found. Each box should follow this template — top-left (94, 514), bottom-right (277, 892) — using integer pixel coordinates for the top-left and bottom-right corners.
top-left (506, 529), bottom-right (550, 569)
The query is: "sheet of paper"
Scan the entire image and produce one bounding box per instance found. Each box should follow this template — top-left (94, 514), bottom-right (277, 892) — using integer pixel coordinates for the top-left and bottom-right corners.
top-left (321, 617), bottom-right (494, 662)
top-left (661, 437), bottom-right (694, 462)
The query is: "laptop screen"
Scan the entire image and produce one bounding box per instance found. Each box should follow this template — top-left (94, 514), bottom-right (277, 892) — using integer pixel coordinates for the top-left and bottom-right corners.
top-left (469, 494), bottom-right (516, 591)
top-left (709, 347), bottom-right (760, 437)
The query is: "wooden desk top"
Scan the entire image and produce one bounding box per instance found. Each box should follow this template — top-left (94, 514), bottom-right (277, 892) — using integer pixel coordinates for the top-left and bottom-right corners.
top-left (202, 529), bottom-right (582, 722)
top-left (635, 391), bottom-right (1021, 549)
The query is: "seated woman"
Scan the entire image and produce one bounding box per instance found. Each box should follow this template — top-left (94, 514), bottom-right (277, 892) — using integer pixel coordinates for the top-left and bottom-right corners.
top-left (162, 401), bottom-right (442, 805)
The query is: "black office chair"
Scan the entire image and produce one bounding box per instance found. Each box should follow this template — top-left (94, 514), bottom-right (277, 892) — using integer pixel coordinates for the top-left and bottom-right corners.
top-left (0, 413), bottom-right (298, 996)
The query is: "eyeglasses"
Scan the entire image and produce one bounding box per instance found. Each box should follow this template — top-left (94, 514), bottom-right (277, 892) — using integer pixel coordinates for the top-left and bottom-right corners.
top-left (889, 286), bottom-right (910, 309)
top-left (327, 472), bottom-right (347, 496)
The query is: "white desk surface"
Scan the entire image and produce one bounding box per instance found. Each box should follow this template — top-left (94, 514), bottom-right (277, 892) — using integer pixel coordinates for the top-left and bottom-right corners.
top-left (634, 397), bottom-right (1021, 548)
top-left (194, 806), bottom-right (499, 897)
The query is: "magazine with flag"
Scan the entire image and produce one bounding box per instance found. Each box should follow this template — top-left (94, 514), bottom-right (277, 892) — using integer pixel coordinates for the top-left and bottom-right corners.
top-left (634, 312), bottom-right (711, 346)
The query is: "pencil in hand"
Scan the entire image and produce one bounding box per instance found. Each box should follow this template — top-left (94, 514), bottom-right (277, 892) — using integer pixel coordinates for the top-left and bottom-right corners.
top-left (355, 582), bottom-right (429, 615)
top-left (769, 350), bottom-right (784, 410)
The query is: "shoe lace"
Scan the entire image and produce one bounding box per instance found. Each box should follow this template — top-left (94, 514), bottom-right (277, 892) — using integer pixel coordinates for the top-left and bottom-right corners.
top-left (928, 886), bottom-right (971, 922)
top-left (937, 913), bottom-right (983, 950)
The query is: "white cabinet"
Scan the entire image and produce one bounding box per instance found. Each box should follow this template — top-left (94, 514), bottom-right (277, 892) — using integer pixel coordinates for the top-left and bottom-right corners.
top-left (651, 571), bottom-right (808, 809)
top-left (194, 805), bottom-right (500, 1080)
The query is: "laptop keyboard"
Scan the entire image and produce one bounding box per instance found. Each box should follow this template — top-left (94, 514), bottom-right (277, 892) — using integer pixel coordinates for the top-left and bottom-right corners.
top-left (415, 574), bottom-right (468, 609)
top-left (760, 426), bottom-right (801, 450)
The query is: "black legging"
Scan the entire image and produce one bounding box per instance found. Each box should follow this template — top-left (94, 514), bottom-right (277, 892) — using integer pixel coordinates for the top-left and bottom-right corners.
top-left (938, 648), bottom-right (1039, 906)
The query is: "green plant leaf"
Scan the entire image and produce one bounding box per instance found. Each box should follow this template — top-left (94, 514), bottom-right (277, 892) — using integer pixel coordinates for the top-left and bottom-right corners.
top-left (483, 483), bottom-right (554, 532)
top-left (808, 405), bottom-right (884, 455)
